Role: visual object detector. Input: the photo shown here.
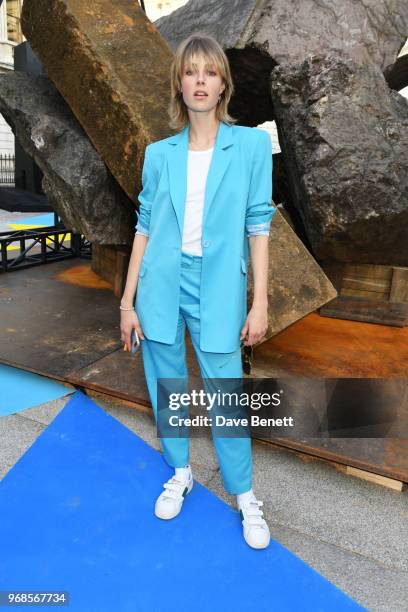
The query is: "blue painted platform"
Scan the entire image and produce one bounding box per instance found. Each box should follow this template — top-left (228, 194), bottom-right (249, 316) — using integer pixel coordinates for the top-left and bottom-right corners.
top-left (0, 364), bottom-right (73, 417)
top-left (10, 213), bottom-right (57, 227)
top-left (0, 391), bottom-right (364, 611)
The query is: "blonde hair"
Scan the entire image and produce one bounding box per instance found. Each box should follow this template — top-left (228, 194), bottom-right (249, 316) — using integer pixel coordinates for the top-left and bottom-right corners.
top-left (168, 33), bottom-right (237, 131)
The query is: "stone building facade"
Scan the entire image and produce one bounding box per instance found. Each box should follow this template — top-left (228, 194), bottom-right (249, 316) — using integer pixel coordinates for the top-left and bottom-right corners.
top-left (0, 0), bottom-right (25, 158)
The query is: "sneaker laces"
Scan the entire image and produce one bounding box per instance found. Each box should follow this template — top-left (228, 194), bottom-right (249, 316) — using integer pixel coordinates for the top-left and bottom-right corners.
top-left (240, 499), bottom-right (267, 528)
top-left (161, 476), bottom-right (190, 501)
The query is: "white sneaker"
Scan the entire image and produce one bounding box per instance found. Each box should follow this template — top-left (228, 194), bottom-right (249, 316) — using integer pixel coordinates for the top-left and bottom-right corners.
top-left (154, 472), bottom-right (193, 520)
top-left (238, 498), bottom-right (271, 549)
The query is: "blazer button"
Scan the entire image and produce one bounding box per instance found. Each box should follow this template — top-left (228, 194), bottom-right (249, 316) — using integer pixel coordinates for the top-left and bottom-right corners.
top-left (203, 240), bottom-right (210, 247)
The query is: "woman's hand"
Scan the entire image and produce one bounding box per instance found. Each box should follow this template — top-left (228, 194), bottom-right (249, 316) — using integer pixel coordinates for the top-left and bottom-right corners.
top-left (240, 301), bottom-right (269, 347)
top-left (120, 309), bottom-right (145, 351)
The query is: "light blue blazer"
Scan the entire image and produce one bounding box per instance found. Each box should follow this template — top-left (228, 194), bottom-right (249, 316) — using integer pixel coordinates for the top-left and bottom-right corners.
top-left (134, 120), bottom-right (276, 353)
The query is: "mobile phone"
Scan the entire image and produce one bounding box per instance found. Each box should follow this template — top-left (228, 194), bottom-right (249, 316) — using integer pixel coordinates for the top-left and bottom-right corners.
top-left (130, 329), bottom-right (140, 354)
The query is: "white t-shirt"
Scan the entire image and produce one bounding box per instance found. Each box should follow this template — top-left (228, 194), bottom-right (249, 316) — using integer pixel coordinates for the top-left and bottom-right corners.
top-left (181, 147), bottom-right (214, 256)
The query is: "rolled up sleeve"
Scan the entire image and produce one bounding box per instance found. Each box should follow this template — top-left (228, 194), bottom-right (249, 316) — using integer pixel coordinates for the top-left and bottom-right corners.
top-left (245, 130), bottom-right (276, 238)
top-left (135, 144), bottom-right (157, 237)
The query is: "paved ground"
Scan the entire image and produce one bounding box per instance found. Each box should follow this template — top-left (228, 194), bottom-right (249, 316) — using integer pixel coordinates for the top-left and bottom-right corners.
top-left (0, 187), bottom-right (50, 217)
top-left (0, 391), bottom-right (407, 612)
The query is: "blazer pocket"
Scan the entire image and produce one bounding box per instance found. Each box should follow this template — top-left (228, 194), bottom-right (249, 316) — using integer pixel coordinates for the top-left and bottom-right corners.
top-left (240, 256), bottom-right (247, 274)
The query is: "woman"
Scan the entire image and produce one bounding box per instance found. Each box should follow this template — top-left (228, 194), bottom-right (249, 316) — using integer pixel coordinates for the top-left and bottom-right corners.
top-left (120, 33), bottom-right (275, 550)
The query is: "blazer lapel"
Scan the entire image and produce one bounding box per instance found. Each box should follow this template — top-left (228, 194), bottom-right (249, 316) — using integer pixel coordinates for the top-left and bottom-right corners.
top-left (166, 121), bottom-right (234, 239)
top-left (166, 125), bottom-right (188, 240)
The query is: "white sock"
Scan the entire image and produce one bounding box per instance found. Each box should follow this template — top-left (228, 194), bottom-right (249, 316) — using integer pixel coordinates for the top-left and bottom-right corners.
top-left (175, 464), bottom-right (192, 482)
top-left (237, 488), bottom-right (256, 506)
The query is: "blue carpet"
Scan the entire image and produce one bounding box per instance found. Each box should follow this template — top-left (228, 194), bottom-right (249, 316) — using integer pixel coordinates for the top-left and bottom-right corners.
top-left (0, 364), bottom-right (73, 417)
top-left (0, 391), bottom-right (365, 611)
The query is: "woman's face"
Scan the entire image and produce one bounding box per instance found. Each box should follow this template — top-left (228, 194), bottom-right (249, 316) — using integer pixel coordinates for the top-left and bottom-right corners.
top-left (180, 54), bottom-right (225, 116)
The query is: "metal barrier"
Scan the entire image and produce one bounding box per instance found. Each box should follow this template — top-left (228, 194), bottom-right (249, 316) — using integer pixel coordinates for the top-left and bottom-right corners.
top-left (0, 222), bottom-right (91, 272)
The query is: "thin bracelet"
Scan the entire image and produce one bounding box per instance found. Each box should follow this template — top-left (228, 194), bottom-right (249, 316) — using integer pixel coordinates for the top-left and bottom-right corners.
top-left (120, 305), bottom-right (135, 311)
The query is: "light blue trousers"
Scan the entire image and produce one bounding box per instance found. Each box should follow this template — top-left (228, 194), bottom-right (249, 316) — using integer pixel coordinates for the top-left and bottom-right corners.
top-left (140, 250), bottom-right (252, 495)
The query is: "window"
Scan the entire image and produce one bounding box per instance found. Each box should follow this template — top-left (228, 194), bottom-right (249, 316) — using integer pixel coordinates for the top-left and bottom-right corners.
top-left (6, 0), bottom-right (23, 44)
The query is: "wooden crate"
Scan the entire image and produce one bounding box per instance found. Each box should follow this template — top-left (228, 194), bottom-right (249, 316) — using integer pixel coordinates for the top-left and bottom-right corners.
top-left (319, 262), bottom-right (408, 326)
top-left (91, 244), bottom-right (131, 298)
